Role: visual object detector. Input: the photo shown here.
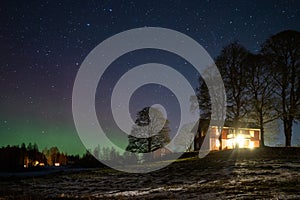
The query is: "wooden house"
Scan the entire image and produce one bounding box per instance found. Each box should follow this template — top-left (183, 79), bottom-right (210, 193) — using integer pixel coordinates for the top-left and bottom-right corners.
top-left (194, 120), bottom-right (261, 151)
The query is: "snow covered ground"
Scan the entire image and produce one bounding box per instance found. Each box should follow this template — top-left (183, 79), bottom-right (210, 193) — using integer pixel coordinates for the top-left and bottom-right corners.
top-left (1, 148), bottom-right (300, 199)
top-left (0, 166), bottom-right (90, 178)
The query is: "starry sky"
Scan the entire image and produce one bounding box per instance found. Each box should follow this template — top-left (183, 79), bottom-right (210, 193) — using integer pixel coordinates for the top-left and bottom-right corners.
top-left (1, 0), bottom-right (300, 155)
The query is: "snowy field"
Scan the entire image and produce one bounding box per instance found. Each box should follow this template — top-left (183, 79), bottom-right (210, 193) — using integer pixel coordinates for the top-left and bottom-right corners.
top-left (1, 148), bottom-right (300, 199)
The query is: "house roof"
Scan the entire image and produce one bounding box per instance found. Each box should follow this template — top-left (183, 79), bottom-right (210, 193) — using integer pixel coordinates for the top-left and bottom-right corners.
top-left (223, 121), bottom-right (260, 129)
top-left (184, 119), bottom-right (260, 135)
top-left (197, 119), bottom-right (260, 130)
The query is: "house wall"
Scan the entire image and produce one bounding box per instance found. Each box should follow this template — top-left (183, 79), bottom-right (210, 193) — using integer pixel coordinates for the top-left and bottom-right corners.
top-left (221, 128), bottom-right (260, 149)
top-left (194, 125), bottom-right (261, 151)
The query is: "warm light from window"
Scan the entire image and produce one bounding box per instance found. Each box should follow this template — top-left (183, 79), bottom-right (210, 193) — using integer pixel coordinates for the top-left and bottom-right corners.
top-left (216, 139), bottom-right (220, 148)
top-left (235, 134), bottom-right (245, 148)
top-left (250, 141), bottom-right (255, 149)
top-left (216, 129), bottom-right (220, 136)
top-left (250, 130), bottom-right (254, 138)
top-left (227, 139), bottom-right (233, 148)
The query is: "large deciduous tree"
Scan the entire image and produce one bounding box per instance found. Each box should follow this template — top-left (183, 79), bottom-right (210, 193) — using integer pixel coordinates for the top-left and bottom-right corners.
top-left (261, 30), bottom-right (300, 146)
top-left (216, 42), bottom-right (250, 126)
top-left (244, 54), bottom-right (278, 146)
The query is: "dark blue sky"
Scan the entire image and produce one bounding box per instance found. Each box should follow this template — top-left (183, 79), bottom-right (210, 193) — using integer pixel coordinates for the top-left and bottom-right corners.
top-left (1, 0), bottom-right (300, 155)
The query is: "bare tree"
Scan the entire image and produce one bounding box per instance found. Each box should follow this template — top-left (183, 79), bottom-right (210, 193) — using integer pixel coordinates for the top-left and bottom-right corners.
top-left (261, 30), bottom-right (300, 146)
top-left (216, 42), bottom-right (250, 127)
top-left (245, 54), bottom-right (279, 146)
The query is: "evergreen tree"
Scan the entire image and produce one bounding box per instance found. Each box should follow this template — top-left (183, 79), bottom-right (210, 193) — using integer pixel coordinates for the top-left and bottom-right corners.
top-left (126, 107), bottom-right (170, 153)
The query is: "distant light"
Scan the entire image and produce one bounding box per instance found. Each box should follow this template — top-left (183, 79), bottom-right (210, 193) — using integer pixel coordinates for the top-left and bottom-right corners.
top-left (34, 161), bottom-right (39, 166)
top-left (54, 163), bottom-right (60, 167)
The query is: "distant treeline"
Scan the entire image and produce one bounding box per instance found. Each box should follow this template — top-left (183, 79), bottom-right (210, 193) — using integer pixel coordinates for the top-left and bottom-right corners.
top-left (0, 143), bottom-right (149, 172)
top-left (0, 143), bottom-right (105, 172)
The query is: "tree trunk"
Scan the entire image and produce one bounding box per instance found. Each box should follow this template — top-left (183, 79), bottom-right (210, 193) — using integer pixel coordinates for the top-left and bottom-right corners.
top-left (260, 126), bottom-right (265, 147)
top-left (147, 137), bottom-right (152, 152)
top-left (259, 113), bottom-right (265, 147)
top-left (219, 137), bottom-right (222, 150)
top-left (284, 119), bottom-right (293, 147)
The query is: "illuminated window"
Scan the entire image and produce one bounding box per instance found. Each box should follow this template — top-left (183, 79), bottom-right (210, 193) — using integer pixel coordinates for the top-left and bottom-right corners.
top-left (250, 130), bottom-right (254, 138)
top-left (235, 134), bottom-right (245, 148)
top-left (216, 139), bottom-right (220, 148)
top-left (227, 139), bottom-right (233, 148)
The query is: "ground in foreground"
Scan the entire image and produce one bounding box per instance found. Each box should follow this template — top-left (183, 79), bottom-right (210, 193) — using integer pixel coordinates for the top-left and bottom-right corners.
top-left (1, 147), bottom-right (300, 199)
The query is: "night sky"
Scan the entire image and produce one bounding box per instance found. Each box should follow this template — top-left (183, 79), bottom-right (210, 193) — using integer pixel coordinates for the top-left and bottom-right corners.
top-left (1, 0), bottom-right (300, 155)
